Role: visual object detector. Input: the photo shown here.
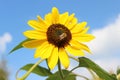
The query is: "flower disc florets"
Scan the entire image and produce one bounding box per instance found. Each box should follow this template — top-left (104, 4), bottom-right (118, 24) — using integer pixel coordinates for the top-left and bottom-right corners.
top-left (47, 24), bottom-right (72, 48)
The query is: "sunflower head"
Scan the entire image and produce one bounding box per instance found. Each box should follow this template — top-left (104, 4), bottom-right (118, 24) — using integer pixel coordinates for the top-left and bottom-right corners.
top-left (47, 23), bottom-right (72, 48)
top-left (23, 7), bottom-right (94, 70)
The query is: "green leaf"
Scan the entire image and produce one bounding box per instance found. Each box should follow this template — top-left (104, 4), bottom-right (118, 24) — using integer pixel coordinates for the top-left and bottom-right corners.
top-left (46, 70), bottom-right (76, 80)
top-left (78, 57), bottom-right (117, 80)
top-left (20, 64), bottom-right (52, 76)
top-left (9, 38), bottom-right (33, 53)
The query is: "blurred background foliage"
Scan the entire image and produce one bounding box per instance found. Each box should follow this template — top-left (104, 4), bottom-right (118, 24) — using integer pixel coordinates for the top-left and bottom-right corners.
top-left (0, 56), bottom-right (8, 80)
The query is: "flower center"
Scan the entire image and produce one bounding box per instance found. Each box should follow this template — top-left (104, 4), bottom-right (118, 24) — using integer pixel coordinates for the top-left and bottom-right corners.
top-left (47, 24), bottom-right (72, 48)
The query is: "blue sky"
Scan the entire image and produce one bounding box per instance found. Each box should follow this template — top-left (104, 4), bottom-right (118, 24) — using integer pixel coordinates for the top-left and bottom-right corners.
top-left (0, 0), bottom-right (120, 80)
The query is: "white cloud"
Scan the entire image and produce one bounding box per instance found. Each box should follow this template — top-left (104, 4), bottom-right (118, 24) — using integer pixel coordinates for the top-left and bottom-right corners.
top-left (94, 58), bottom-right (119, 72)
top-left (88, 15), bottom-right (120, 55)
top-left (70, 14), bottom-right (120, 80)
top-left (87, 14), bottom-right (120, 73)
top-left (0, 32), bottom-right (12, 54)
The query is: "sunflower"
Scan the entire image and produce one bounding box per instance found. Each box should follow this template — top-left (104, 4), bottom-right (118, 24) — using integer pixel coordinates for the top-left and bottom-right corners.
top-left (23, 7), bottom-right (94, 70)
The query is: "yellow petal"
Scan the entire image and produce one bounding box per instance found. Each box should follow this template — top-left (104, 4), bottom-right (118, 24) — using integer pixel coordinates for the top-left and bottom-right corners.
top-left (28, 20), bottom-right (47, 32)
top-left (67, 18), bottom-right (78, 29)
top-left (52, 7), bottom-right (59, 24)
top-left (48, 47), bottom-right (58, 70)
top-left (23, 30), bottom-right (46, 39)
top-left (73, 26), bottom-right (90, 35)
top-left (41, 44), bottom-right (54, 59)
top-left (59, 48), bottom-right (70, 69)
top-left (34, 41), bottom-right (52, 58)
top-left (45, 13), bottom-right (52, 25)
top-left (59, 12), bottom-right (69, 24)
top-left (73, 34), bottom-right (95, 42)
top-left (23, 40), bottom-right (46, 48)
top-left (70, 39), bottom-right (91, 53)
top-left (65, 13), bottom-right (75, 27)
top-left (65, 45), bottom-right (85, 56)
top-left (37, 16), bottom-right (49, 28)
top-left (71, 22), bottom-right (87, 34)
top-left (80, 27), bottom-right (90, 34)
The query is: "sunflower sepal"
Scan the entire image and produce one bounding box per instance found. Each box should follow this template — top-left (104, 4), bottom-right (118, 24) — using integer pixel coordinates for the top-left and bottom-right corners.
top-left (9, 38), bottom-right (34, 54)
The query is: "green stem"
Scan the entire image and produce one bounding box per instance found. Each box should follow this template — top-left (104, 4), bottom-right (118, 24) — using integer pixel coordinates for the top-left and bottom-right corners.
top-left (58, 59), bottom-right (64, 80)
top-left (69, 56), bottom-right (90, 80)
top-left (70, 66), bottom-right (80, 73)
top-left (64, 66), bottom-right (79, 79)
top-left (16, 59), bottom-right (44, 80)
